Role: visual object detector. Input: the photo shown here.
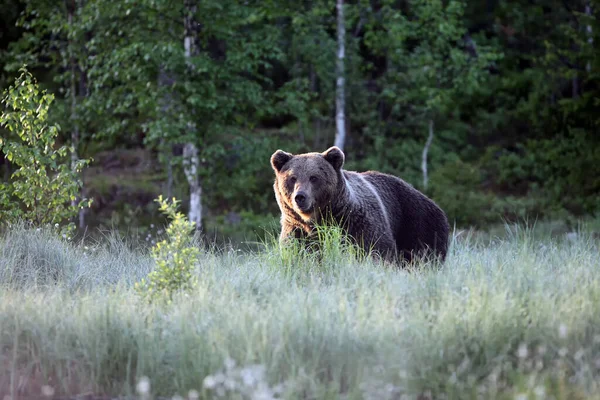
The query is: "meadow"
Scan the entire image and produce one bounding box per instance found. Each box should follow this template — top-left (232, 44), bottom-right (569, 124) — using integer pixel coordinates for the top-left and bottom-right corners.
top-left (1, 221), bottom-right (599, 400)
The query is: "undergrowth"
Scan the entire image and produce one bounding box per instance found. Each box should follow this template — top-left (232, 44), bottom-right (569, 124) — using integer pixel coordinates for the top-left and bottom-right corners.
top-left (0, 221), bottom-right (599, 399)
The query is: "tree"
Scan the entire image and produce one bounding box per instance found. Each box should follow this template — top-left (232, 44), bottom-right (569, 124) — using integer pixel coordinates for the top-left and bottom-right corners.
top-left (6, 0), bottom-right (97, 230)
top-left (6, 0), bottom-right (285, 232)
top-left (357, 0), bottom-right (499, 187)
top-left (139, 0), bottom-right (284, 230)
top-left (67, 0), bottom-right (87, 229)
top-left (497, 0), bottom-right (600, 215)
top-left (182, 0), bottom-right (202, 229)
top-left (334, 0), bottom-right (346, 150)
top-left (0, 67), bottom-right (91, 234)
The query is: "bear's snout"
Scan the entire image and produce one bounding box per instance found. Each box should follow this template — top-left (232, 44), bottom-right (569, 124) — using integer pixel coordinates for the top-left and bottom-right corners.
top-left (294, 191), bottom-right (312, 212)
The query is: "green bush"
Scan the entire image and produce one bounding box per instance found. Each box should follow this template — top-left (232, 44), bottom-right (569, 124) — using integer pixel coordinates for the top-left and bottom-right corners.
top-left (495, 132), bottom-right (600, 216)
top-left (429, 159), bottom-right (499, 227)
top-left (0, 67), bottom-right (91, 236)
top-left (135, 196), bottom-right (200, 303)
top-left (206, 210), bottom-right (279, 248)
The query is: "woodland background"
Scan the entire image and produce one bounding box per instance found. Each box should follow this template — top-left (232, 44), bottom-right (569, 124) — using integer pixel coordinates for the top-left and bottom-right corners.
top-left (1, 0), bottom-right (599, 245)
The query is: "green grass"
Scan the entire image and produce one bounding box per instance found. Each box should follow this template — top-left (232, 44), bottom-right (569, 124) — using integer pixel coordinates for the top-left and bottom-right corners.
top-left (0, 222), bottom-right (600, 399)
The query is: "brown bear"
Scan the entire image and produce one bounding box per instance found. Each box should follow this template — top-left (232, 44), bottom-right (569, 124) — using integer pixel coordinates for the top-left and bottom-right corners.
top-left (270, 146), bottom-right (449, 265)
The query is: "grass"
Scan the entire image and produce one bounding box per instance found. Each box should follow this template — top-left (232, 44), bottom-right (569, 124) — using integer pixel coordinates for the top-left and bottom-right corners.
top-left (0, 221), bottom-right (599, 399)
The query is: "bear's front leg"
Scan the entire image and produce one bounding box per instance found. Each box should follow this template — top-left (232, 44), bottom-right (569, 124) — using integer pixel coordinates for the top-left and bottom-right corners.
top-left (278, 219), bottom-right (306, 246)
top-left (369, 235), bottom-right (399, 264)
top-left (347, 220), bottom-right (398, 265)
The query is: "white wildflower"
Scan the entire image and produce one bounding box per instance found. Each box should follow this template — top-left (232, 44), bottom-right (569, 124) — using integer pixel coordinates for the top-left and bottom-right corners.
top-left (251, 385), bottom-right (275, 400)
top-left (41, 385), bottom-right (55, 397)
top-left (517, 343), bottom-right (528, 359)
top-left (203, 375), bottom-right (217, 389)
top-left (214, 372), bottom-right (226, 384)
top-left (241, 367), bottom-right (258, 387)
top-left (224, 357), bottom-right (236, 371)
top-left (136, 376), bottom-right (151, 396)
top-left (558, 323), bottom-right (568, 339)
top-left (224, 378), bottom-right (237, 391)
top-left (534, 386), bottom-right (545, 398)
top-left (558, 347), bottom-right (568, 357)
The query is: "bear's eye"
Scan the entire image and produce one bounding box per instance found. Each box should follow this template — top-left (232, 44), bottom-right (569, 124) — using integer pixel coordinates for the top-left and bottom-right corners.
top-left (289, 176), bottom-right (297, 185)
top-left (309, 176), bottom-right (318, 183)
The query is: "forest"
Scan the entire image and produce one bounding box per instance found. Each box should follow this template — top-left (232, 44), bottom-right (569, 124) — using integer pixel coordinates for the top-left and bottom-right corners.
top-left (1, 0), bottom-right (600, 242)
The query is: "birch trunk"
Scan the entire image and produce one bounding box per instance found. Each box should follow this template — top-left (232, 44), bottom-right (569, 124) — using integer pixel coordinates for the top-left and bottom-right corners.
top-left (183, 142), bottom-right (202, 227)
top-left (184, 0), bottom-right (202, 230)
top-left (422, 120), bottom-right (434, 190)
top-left (334, 0), bottom-right (346, 151)
top-left (68, 0), bottom-right (85, 230)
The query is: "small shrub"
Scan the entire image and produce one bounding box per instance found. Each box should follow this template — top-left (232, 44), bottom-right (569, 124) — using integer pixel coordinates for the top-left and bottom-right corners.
top-left (429, 159), bottom-right (498, 226)
top-left (0, 66), bottom-right (92, 236)
top-left (135, 195), bottom-right (200, 303)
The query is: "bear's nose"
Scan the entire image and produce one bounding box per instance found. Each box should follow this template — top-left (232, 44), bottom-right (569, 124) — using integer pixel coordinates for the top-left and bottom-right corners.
top-left (295, 193), bottom-right (307, 206)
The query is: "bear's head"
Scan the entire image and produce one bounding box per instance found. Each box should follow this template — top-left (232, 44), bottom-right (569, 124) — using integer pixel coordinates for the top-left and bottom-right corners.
top-left (270, 146), bottom-right (345, 221)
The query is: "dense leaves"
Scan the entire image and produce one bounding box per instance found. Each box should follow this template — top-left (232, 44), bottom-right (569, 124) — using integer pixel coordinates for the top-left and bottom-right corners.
top-left (1, 0), bottom-right (599, 237)
top-left (0, 67), bottom-right (91, 235)
top-left (135, 195), bottom-right (199, 303)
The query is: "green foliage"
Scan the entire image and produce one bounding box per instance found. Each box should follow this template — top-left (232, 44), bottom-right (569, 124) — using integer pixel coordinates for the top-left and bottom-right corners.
top-left (429, 158), bottom-right (564, 227)
top-left (0, 67), bottom-right (91, 235)
top-left (494, 130), bottom-right (600, 217)
top-left (429, 159), bottom-right (497, 226)
top-left (468, 0), bottom-right (600, 221)
top-left (200, 132), bottom-right (310, 245)
top-left (135, 195), bottom-right (200, 303)
top-left (206, 134), bottom-right (304, 212)
top-left (2, 0), bottom-right (600, 234)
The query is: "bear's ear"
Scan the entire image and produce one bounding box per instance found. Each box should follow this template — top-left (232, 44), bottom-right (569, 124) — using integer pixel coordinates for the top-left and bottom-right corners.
top-left (270, 149), bottom-right (293, 172)
top-left (322, 146), bottom-right (345, 170)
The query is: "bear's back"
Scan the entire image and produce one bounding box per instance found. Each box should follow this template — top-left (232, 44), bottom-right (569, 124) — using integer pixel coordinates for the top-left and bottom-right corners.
top-left (348, 170), bottom-right (449, 261)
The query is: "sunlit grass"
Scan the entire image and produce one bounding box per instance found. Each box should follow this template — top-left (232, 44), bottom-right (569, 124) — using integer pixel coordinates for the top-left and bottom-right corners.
top-left (0, 222), bottom-right (599, 399)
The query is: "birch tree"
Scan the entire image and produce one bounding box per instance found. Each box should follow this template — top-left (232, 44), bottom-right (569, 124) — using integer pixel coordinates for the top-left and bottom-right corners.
top-left (421, 120), bottom-right (434, 189)
top-left (364, 0), bottom-right (498, 188)
top-left (183, 0), bottom-right (202, 230)
top-left (8, 0), bottom-right (94, 229)
top-left (8, 0), bottom-right (284, 232)
top-left (67, 0), bottom-right (86, 229)
top-left (334, 0), bottom-right (346, 150)
top-left (586, 1), bottom-right (593, 73)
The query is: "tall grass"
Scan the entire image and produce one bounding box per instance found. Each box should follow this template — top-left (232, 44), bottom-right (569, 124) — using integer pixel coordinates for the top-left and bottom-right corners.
top-left (0, 222), bottom-right (599, 399)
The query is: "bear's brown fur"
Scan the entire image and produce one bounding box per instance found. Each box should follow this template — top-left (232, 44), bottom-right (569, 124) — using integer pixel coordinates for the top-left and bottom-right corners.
top-left (270, 146), bottom-right (449, 265)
